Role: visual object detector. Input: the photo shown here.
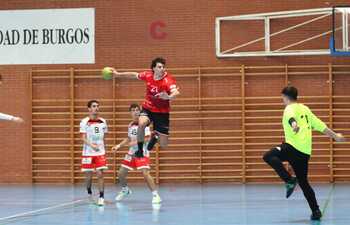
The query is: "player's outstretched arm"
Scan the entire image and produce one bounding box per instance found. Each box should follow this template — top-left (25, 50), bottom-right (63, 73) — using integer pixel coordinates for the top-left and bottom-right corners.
top-left (0, 112), bottom-right (24, 123)
top-left (309, 109), bottom-right (346, 142)
top-left (112, 138), bottom-right (129, 151)
top-left (323, 127), bottom-right (346, 142)
top-left (110, 68), bottom-right (138, 79)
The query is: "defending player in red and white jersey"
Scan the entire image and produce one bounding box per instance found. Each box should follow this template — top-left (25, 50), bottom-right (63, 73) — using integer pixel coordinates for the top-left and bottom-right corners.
top-left (111, 57), bottom-right (180, 157)
top-left (80, 100), bottom-right (108, 206)
top-left (112, 104), bottom-right (161, 204)
top-left (0, 112), bottom-right (23, 123)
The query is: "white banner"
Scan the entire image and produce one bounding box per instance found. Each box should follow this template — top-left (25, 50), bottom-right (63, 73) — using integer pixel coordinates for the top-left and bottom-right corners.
top-left (0, 8), bottom-right (95, 65)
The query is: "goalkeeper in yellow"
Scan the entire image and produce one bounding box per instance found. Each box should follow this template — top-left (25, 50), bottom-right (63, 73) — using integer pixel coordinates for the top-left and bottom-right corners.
top-left (263, 86), bottom-right (346, 221)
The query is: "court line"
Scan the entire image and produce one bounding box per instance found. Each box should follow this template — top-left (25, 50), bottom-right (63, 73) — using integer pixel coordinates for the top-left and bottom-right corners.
top-left (0, 198), bottom-right (88, 222)
top-left (321, 183), bottom-right (335, 216)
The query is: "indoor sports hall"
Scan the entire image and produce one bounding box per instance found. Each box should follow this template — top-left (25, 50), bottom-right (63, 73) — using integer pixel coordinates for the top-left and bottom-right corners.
top-left (0, 1), bottom-right (349, 225)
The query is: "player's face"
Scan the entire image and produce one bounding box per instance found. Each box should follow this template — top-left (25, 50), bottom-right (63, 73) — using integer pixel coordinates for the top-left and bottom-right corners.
top-left (282, 94), bottom-right (289, 105)
top-left (153, 63), bottom-right (165, 78)
top-left (88, 103), bottom-right (99, 115)
top-left (130, 107), bottom-right (140, 120)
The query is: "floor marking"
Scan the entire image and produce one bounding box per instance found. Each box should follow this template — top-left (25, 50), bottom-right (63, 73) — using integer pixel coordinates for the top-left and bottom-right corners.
top-left (0, 198), bottom-right (87, 222)
top-left (321, 183), bottom-right (335, 216)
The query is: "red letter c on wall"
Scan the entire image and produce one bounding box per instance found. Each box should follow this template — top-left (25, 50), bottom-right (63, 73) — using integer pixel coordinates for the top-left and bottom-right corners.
top-left (150, 21), bottom-right (167, 40)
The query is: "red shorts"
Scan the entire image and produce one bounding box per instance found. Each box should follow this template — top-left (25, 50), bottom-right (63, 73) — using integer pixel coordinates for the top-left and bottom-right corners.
top-left (121, 154), bottom-right (150, 170)
top-left (81, 155), bottom-right (108, 172)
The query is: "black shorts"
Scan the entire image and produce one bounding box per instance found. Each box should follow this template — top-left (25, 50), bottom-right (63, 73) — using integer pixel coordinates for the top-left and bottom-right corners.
top-left (140, 108), bottom-right (169, 135)
top-left (274, 143), bottom-right (310, 162)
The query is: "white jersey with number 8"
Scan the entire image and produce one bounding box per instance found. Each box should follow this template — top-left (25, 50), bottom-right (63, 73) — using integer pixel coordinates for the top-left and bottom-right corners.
top-left (80, 117), bottom-right (108, 156)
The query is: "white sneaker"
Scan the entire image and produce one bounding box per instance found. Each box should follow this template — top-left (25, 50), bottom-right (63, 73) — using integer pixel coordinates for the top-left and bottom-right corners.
top-left (97, 197), bottom-right (104, 206)
top-left (115, 188), bottom-right (132, 201)
top-left (152, 194), bottom-right (162, 204)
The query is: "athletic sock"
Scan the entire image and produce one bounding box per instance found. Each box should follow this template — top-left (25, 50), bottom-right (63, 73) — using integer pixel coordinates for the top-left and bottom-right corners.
top-left (99, 191), bottom-right (104, 198)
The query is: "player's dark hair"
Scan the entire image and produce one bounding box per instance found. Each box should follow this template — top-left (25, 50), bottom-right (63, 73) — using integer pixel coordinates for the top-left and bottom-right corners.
top-left (129, 103), bottom-right (140, 111)
top-left (87, 100), bottom-right (99, 108)
top-left (281, 86), bottom-right (298, 101)
top-left (151, 57), bottom-right (166, 71)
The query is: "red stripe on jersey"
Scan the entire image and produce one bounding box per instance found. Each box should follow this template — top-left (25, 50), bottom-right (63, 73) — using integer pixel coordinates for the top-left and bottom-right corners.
top-left (87, 118), bottom-right (104, 125)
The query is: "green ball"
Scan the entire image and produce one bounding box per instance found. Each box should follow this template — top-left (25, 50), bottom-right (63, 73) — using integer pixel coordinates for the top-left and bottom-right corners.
top-left (102, 67), bottom-right (113, 80)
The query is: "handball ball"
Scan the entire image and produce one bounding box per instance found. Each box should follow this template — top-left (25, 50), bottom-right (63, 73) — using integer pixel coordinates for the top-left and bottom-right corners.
top-left (102, 67), bottom-right (113, 80)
